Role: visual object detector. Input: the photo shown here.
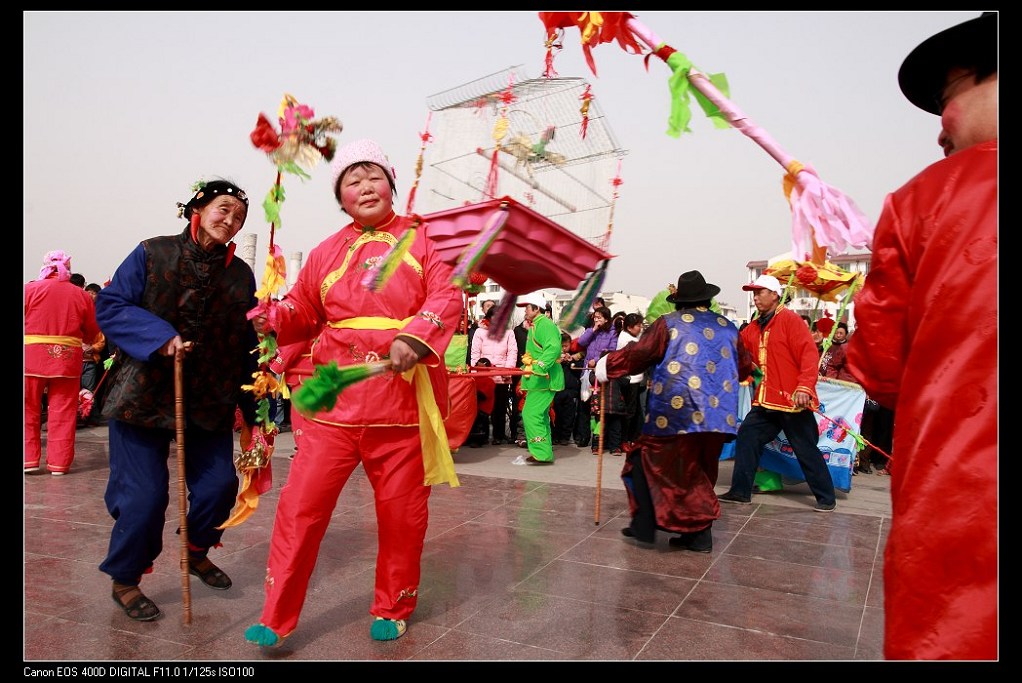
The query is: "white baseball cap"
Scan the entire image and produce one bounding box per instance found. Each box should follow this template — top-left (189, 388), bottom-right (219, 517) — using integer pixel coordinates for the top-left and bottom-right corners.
top-left (742, 274), bottom-right (784, 296)
top-left (516, 291), bottom-right (547, 309)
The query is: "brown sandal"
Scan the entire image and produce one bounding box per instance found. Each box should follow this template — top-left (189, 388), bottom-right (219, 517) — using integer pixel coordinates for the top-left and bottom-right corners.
top-left (189, 557), bottom-right (232, 590)
top-left (112, 583), bottom-right (161, 621)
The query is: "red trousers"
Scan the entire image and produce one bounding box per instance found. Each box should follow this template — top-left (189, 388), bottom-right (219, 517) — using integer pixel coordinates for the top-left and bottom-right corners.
top-left (24, 375), bottom-right (79, 473)
top-left (259, 422), bottom-right (430, 637)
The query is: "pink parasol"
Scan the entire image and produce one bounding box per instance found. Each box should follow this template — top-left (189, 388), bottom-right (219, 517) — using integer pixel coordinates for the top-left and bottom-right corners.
top-left (539, 12), bottom-right (874, 264)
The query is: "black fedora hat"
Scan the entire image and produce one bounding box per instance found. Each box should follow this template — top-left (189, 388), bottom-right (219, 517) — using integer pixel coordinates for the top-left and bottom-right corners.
top-left (666, 270), bottom-right (720, 304)
top-left (898, 12), bottom-right (997, 115)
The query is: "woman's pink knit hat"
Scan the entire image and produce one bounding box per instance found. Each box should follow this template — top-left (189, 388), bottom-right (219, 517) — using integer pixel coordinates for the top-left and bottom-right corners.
top-left (37, 249), bottom-right (72, 281)
top-left (330, 139), bottom-right (396, 192)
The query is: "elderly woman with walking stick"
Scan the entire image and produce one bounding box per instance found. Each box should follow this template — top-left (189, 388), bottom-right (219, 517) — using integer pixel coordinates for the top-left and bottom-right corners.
top-left (95, 179), bottom-right (259, 622)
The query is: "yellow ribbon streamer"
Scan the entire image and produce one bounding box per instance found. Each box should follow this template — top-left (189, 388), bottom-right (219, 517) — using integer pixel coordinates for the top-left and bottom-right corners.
top-left (216, 470), bottom-right (261, 529)
top-left (405, 365), bottom-right (460, 488)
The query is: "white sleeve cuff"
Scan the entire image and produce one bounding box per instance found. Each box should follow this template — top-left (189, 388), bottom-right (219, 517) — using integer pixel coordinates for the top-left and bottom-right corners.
top-left (595, 356), bottom-right (609, 383)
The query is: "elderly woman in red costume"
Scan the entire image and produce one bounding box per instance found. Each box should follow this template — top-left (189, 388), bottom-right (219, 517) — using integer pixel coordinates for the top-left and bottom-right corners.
top-left (24, 250), bottom-right (101, 475)
top-left (245, 139), bottom-right (462, 646)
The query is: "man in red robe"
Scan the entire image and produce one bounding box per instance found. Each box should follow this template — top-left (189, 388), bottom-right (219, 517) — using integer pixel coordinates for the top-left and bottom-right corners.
top-left (846, 12), bottom-right (997, 660)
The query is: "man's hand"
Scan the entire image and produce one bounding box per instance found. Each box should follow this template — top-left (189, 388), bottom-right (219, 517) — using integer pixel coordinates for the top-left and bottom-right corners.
top-left (792, 389), bottom-right (815, 409)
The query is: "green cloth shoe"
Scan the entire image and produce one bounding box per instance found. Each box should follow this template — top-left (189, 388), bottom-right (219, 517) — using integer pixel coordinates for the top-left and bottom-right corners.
top-left (370, 616), bottom-right (407, 641)
top-left (245, 623), bottom-right (281, 648)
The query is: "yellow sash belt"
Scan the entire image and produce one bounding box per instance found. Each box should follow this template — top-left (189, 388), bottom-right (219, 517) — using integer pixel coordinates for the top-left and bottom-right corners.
top-left (24, 334), bottom-right (82, 346)
top-left (329, 316), bottom-right (460, 488)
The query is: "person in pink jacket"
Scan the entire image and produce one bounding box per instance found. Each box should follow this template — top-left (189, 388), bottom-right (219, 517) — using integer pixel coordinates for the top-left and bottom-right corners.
top-left (245, 139), bottom-right (462, 647)
top-left (469, 305), bottom-right (519, 444)
top-left (24, 250), bottom-right (101, 475)
top-left (847, 12), bottom-right (997, 660)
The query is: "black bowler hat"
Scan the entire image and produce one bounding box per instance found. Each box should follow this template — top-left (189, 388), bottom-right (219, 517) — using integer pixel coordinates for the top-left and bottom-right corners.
top-left (898, 12), bottom-right (997, 115)
top-left (666, 270), bottom-right (720, 304)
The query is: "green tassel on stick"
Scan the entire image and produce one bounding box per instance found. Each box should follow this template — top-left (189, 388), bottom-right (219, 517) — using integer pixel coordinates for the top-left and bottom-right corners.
top-left (292, 359), bottom-right (393, 416)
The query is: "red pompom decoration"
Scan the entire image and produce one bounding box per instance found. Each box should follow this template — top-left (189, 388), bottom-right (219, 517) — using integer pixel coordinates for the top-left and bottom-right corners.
top-left (469, 272), bottom-right (489, 285)
top-left (795, 264), bottom-right (818, 286)
top-left (250, 113), bottom-right (283, 153)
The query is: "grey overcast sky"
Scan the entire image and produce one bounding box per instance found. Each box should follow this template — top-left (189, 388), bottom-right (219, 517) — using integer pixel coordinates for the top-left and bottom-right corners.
top-left (23, 11), bottom-right (980, 311)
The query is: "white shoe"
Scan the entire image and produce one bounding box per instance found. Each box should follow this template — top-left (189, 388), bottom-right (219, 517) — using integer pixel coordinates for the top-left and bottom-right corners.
top-left (51, 471), bottom-right (66, 476)
top-left (24, 466), bottom-right (40, 474)
top-left (510, 454), bottom-right (528, 466)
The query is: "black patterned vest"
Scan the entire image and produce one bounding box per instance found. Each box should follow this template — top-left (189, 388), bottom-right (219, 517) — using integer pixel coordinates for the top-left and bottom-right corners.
top-left (645, 308), bottom-right (741, 437)
top-left (102, 229), bottom-right (257, 431)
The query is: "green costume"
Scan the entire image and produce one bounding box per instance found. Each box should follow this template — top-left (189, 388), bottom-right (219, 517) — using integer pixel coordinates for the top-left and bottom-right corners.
top-left (519, 313), bottom-right (565, 462)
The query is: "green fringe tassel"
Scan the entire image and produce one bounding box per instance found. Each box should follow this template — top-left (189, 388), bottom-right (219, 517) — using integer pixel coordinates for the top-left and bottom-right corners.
top-left (558, 260), bottom-right (608, 331)
top-left (292, 360), bottom-right (391, 416)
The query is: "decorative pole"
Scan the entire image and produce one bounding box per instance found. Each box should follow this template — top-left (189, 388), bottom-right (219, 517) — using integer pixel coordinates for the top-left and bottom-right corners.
top-left (219, 94), bottom-right (342, 530)
top-left (539, 11), bottom-right (874, 263)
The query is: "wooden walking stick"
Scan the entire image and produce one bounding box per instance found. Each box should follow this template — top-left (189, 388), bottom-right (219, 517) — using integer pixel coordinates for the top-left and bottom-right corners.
top-left (174, 345), bottom-right (192, 625)
top-left (594, 380), bottom-right (606, 525)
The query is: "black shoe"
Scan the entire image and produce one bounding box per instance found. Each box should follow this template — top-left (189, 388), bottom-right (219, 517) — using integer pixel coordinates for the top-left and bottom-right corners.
top-left (575, 439), bottom-right (590, 448)
top-left (814, 501), bottom-right (837, 513)
top-left (491, 438), bottom-right (506, 446)
top-left (668, 527), bottom-right (712, 553)
top-left (524, 455), bottom-right (553, 465)
top-left (620, 526), bottom-right (654, 544)
top-left (718, 491), bottom-right (752, 504)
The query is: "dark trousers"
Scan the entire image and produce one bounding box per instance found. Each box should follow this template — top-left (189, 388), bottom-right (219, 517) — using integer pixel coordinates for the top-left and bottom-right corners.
top-left (624, 449), bottom-right (656, 542)
top-left (490, 383), bottom-right (511, 441)
top-left (860, 400), bottom-right (894, 469)
top-left (552, 388), bottom-right (578, 442)
top-left (729, 406), bottom-right (836, 505)
top-left (625, 384), bottom-right (645, 442)
top-left (576, 396), bottom-right (593, 446)
top-left (509, 378), bottom-right (523, 440)
top-left (81, 361), bottom-right (99, 392)
top-left (99, 419), bottom-right (238, 585)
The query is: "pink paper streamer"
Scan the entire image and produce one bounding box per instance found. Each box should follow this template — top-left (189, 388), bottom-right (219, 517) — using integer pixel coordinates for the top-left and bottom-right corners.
top-left (625, 17), bottom-right (874, 256)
